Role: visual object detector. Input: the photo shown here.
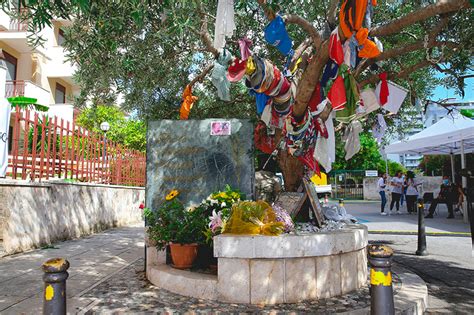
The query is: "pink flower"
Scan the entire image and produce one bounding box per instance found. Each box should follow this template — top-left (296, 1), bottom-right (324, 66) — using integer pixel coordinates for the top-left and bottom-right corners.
top-left (139, 203), bottom-right (145, 209)
top-left (209, 210), bottom-right (223, 233)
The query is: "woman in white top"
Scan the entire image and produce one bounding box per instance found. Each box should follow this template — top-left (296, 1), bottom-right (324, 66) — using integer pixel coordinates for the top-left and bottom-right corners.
top-left (405, 171), bottom-right (422, 214)
top-left (390, 171), bottom-right (404, 214)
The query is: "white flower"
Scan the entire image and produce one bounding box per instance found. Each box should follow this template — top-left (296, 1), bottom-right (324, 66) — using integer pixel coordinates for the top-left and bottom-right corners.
top-left (221, 202), bottom-right (226, 208)
top-left (210, 199), bottom-right (218, 205)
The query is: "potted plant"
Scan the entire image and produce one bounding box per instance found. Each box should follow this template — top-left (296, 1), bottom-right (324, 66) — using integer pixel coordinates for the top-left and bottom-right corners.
top-left (144, 190), bottom-right (207, 269)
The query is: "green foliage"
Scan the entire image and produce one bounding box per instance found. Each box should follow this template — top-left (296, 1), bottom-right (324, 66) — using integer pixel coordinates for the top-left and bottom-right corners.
top-left (76, 105), bottom-right (146, 151)
top-left (144, 199), bottom-right (208, 250)
top-left (333, 132), bottom-right (405, 175)
top-left (419, 155), bottom-right (450, 176)
top-left (5, 0), bottom-right (471, 125)
top-left (333, 132), bottom-right (382, 171)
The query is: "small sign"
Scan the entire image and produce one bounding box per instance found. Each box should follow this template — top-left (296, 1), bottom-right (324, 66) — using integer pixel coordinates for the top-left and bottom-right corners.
top-left (210, 121), bottom-right (231, 136)
top-left (365, 170), bottom-right (378, 177)
top-left (283, 180), bottom-right (325, 228)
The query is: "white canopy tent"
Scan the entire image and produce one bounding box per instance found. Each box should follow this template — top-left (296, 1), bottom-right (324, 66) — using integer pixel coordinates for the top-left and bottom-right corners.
top-left (385, 112), bottom-right (474, 156)
top-left (386, 112), bottom-right (474, 223)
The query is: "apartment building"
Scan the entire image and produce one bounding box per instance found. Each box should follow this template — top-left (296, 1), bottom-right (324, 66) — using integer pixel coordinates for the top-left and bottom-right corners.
top-left (0, 9), bottom-right (79, 123)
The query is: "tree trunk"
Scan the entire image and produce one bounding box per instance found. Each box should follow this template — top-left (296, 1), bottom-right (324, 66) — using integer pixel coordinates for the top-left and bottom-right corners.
top-left (274, 129), bottom-right (304, 191)
top-left (277, 149), bottom-right (304, 192)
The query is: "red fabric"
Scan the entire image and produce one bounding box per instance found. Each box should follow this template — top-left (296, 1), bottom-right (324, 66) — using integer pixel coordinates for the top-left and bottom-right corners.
top-left (308, 83), bottom-right (321, 113)
top-left (327, 75), bottom-right (347, 111)
top-left (379, 72), bottom-right (389, 105)
top-left (254, 121), bottom-right (276, 154)
top-left (265, 67), bottom-right (282, 95)
top-left (329, 29), bottom-right (344, 65)
top-left (279, 77), bottom-right (291, 94)
top-left (297, 148), bottom-right (320, 176)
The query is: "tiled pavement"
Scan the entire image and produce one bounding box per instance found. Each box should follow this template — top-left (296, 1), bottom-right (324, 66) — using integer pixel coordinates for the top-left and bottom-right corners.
top-left (0, 224), bottom-right (144, 314)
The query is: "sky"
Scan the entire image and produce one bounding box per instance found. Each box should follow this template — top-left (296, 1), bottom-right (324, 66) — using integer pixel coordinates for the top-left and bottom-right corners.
top-left (431, 73), bottom-right (473, 102)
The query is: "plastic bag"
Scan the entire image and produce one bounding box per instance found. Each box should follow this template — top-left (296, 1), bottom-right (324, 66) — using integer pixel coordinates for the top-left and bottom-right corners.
top-left (224, 201), bottom-right (285, 236)
top-left (322, 203), bottom-right (358, 223)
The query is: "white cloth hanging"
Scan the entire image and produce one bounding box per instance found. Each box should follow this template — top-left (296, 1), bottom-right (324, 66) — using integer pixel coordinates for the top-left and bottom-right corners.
top-left (328, 112), bottom-right (336, 163)
top-left (360, 88), bottom-right (380, 115)
top-left (343, 41), bottom-right (351, 68)
top-left (372, 113), bottom-right (387, 144)
top-left (314, 112), bottom-right (335, 172)
top-left (375, 80), bottom-right (408, 114)
top-left (213, 0), bottom-right (236, 50)
top-left (261, 103), bottom-right (272, 126)
top-left (343, 120), bottom-right (363, 160)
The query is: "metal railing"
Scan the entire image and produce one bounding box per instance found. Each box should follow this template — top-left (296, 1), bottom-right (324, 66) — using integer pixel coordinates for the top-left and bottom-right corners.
top-left (7, 107), bottom-right (146, 186)
top-left (9, 18), bottom-right (28, 31)
top-left (5, 80), bottom-right (25, 98)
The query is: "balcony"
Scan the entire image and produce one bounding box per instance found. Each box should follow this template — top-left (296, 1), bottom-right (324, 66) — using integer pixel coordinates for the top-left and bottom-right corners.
top-left (0, 9), bottom-right (28, 31)
top-left (5, 80), bottom-right (26, 98)
top-left (0, 10), bottom-right (34, 54)
top-left (45, 46), bottom-right (77, 84)
top-left (5, 80), bottom-right (50, 106)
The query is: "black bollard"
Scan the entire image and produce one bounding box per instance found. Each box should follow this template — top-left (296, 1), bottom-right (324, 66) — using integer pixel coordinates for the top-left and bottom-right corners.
top-left (416, 198), bottom-right (428, 256)
top-left (368, 244), bottom-right (394, 315)
top-left (42, 258), bottom-right (70, 315)
top-left (339, 198), bottom-right (344, 207)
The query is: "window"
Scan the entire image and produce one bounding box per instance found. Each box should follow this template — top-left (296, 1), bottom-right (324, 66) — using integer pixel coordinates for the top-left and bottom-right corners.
top-left (3, 50), bottom-right (17, 81)
top-left (57, 28), bottom-right (66, 46)
top-left (55, 83), bottom-right (66, 104)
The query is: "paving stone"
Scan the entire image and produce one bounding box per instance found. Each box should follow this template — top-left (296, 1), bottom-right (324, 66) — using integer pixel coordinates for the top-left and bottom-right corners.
top-left (80, 258), bottom-right (376, 314)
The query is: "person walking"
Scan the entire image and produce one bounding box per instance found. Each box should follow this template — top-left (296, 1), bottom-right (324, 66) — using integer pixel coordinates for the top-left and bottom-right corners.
top-left (400, 172), bottom-right (407, 207)
top-left (390, 171), bottom-right (404, 214)
top-left (405, 171), bottom-right (422, 214)
top-left (378, 172), bottom-right (388, 215)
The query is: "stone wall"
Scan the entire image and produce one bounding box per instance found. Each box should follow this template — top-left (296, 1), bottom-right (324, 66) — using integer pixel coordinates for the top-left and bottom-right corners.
top-left (0, 179), bottom-right (144, 254)
top-left (363, 176), bottom-right (443, 200)
top-left (147, 225), bottom-right (368, 305)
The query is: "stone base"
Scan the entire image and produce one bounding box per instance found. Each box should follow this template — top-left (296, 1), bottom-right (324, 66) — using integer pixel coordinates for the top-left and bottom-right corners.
top-left (147, 225), bottom-right (368, 305)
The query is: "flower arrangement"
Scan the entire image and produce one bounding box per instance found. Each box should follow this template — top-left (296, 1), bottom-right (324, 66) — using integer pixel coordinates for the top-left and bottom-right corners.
top-left (272, 202), bottom-right (295, 233)
top-left (200, 185), bottom-right (244, 244)
top-left (224, 200), bottom-right (285, 236)
top-left (144, 189), bottom-right (207, 250)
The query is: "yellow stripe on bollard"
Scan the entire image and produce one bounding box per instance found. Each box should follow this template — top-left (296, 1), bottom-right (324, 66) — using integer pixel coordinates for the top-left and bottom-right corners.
top-left (45, 284), bottom-right (54, 301)
top-left (370, 269), bottom-right (392, 286)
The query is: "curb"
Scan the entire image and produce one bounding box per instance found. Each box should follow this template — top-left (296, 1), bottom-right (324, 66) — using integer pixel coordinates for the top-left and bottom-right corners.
top-left (369, 230), bottom-right (470, 237)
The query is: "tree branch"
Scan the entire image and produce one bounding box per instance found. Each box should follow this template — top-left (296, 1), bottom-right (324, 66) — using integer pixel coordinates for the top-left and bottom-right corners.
top-left (294, 41), bottom-right (330, 117)
top-left (284, 14), bottom-right (323, 48)
top-left (256, 0), bottom-right (276, 20)
top-left (327, 0), bottom-right (339, 29)
top-left (189, 63), bottom-right (214, 87)
top-left (370, 0), bottom-right (470, 37)
top-left (359, 59), bottom-right (432, 87)
top-left (197, 1), bottom-right (219, 57)
top-left (354, 40), bottom-right (459, 77)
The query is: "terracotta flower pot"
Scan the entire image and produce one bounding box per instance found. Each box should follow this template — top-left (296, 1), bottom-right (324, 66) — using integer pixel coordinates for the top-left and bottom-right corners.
top-left (169, 243), bottom-right (198, 269)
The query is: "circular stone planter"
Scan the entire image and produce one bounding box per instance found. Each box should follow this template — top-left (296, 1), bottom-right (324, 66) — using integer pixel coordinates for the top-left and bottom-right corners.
top-left (147, 224), bottom-right (368, 305)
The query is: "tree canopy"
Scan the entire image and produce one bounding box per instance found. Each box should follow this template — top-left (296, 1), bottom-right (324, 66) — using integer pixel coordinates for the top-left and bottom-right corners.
top-left (4, 0), bottom-right (472, 189)
top-left (3, 1), bottom-right (472, 120)
top-left (76, 105), bottom-right (146, 151)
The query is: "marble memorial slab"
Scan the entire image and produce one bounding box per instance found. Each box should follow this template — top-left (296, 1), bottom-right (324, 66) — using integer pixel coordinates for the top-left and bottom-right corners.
top-left (146, 119), bottom-right (254, 209)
